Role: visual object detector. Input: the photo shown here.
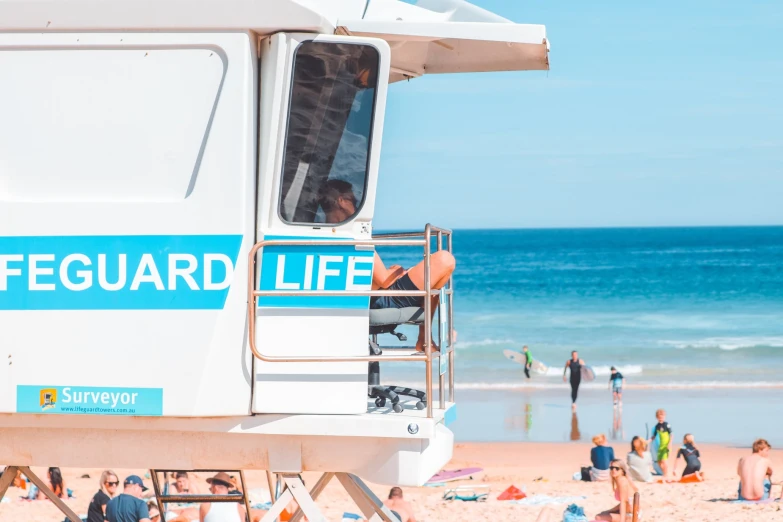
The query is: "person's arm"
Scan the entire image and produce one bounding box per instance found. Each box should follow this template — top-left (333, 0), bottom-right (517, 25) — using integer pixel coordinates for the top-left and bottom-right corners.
top-left (618, 481), bottom-right (629, 519)
top-left (737, 457), bottom-right (743, 477)
top-left (138, 501), bottom-right (151, 522)
top-left (372, 254), bottom-right (403, 290)
top-left (563, 361), bottom-right (569, 382)
top-left (199, 503), bottom-right (209, 522)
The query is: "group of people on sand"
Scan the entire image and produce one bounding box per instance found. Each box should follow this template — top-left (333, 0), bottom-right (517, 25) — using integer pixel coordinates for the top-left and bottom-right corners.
top-left (84, 469), bottom-right (243, 522)
top-left (7, 467), bottom-right (245, 522)
top-left (587, 409), bottom-right (704, 485)
top-left (18, 465), bottom-right (418, 522)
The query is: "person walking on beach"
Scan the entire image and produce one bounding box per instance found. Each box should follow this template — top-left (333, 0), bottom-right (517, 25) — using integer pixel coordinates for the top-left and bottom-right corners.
top-left (523, 346), bottom-right (533, 378)
top-left (106, 475), bottom-right (151, 522)
top-left (563, 351), bottom-right (585, 411)
top-left (608, 367), bottom-right (625, 407)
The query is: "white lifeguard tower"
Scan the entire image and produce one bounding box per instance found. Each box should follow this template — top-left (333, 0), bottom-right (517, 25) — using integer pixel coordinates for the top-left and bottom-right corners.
top-left (0, 1), bottom-right (548, 520)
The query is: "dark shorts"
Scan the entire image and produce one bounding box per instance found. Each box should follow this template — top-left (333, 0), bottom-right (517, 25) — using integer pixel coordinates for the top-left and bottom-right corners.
top-left (371, 273), bottom-right (422, 309)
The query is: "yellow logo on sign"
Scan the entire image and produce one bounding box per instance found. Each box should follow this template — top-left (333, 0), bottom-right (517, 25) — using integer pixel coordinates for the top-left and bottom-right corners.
top-left (39, 388), bottom-right (57, 410)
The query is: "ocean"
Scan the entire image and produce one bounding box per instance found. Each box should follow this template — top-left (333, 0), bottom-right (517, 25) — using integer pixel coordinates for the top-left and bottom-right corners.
top-left (376, 226), bottom-right (783, 444)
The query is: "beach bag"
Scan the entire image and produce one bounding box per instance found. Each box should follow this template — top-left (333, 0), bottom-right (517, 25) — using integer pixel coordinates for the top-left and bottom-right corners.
top-left (580, 467), bottom-right (591, 482)
top-left (562, 504), bottom-right (588, 522)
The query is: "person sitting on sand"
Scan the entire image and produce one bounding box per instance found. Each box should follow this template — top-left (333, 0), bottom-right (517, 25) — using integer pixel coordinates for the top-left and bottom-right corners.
top-left (674, 433), bottom-right (705, 481)
top-left (596, 460), bottom-right (639, 522)
top-left (627, 436), bottom-right (654, 483)
top-left (171, 471), bottom-right (201, 495)
top-left (590, 434), bottom-right (615, 482)
top-left (383, 487), bottom-right (416, 522)
top-left (87, 470), bottom-right (119, 522)
top-left (147, 502), bottom-right (161, 522)
top-left (738, 438), bottom-right (773, 501)
top-left (320, 180), bottom-right (456, 353)
top-left (36, 467), bottom-right (66, 499)
top-left (199, 472), bottom-right (245, 522)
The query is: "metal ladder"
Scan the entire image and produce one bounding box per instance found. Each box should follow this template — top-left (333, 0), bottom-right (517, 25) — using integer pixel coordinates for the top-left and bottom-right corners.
top-left (149, 469), bottom-right (254, 522)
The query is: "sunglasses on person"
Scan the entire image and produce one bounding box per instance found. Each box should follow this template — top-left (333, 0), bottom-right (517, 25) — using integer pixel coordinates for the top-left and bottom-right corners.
top-left (609, 466), bottom-right (622, 471)
top-left (106, 481), bottom-right (119, 486)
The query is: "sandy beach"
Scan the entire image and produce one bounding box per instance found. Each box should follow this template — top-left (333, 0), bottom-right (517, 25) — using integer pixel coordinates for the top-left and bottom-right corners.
top-left (3, 442), bottom-right (780, 522)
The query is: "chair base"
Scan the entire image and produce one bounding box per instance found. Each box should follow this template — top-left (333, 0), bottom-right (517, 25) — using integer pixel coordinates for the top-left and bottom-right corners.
top-left (369, 385), bottom-right (426, 413)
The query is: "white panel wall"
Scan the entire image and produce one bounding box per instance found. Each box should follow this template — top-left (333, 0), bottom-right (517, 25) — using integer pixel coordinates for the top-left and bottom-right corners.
top-left (0, 32), bottom-right (257, 417)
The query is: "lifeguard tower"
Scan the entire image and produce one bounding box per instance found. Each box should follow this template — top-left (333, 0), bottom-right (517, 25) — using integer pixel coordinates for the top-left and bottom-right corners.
top-left (0, 1), bottom-right (549, 520)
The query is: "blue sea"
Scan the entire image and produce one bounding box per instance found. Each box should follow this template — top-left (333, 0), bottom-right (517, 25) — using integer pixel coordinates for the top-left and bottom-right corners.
top-left (377, 226), bottom-right (783, 443)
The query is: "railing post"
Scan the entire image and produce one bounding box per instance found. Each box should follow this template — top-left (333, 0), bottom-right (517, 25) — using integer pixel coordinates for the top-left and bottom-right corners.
top-left (447, 232), bottom-right (454, 403)
top-left (437, 231), bottom-right (445, 411)
top-left (424, 224), bottom-right (433, 419)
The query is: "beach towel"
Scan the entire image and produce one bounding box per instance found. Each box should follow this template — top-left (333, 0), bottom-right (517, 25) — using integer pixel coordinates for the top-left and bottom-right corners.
top-left (443, 486), bottom-right (489, 502)
top-left (512, 495), bottom-right (588, 507)
top-left (497, 485), bottom-right (526, 501)
top-left (562, 503), bottom-right (588, 522)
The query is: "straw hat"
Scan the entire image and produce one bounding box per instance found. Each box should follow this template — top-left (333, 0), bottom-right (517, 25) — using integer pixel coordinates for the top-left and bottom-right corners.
top-left (206, 472), bottom-right (235, 488)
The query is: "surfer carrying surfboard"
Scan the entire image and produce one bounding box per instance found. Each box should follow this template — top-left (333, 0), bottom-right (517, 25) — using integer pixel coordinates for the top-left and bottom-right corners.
top-left (523, 346), bottom-right (533, 378)
top-left (563, 351), bottom-right (587, 411)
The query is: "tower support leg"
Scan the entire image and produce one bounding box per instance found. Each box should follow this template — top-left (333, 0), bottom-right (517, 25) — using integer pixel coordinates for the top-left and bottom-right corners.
top-left (0, 466), bottom-right (18, 501)
top-left (0, 466), bottom-right (82, 522)
top-left (262, 471), bottom-right (399, 522)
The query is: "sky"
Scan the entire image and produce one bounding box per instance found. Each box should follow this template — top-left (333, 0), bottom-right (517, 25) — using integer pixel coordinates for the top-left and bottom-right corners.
top-left (373, 0), bottom-right (783, 230)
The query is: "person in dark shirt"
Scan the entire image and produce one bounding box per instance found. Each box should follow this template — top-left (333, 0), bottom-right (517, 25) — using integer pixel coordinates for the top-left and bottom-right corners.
top-left (590, 433), bottom-right (616, 481)
top-left (608, 367), bottom-right (625, 407)
top-left (106, 475), bottom-right (150, 522)
top-left (563, 351), bottom-right (586, 410)
top-left (675, 433), bottom-right (704, 480)
top-left (87, 470), bottom-right (119, 522)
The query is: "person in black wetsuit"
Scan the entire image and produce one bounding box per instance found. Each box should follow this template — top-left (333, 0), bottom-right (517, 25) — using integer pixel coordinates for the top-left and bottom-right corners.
top-left (563, 350), bottom-right (586, 411)
top-left (675, 433), bottom-right (704, 480)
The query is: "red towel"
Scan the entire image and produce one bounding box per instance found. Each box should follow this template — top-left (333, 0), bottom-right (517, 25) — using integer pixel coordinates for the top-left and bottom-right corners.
top-left (497, 485), bottom-right (526, 501)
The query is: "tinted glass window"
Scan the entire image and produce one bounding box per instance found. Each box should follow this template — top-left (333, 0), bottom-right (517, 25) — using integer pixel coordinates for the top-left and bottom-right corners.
top-left (279, 42), bottom-right (379, 225)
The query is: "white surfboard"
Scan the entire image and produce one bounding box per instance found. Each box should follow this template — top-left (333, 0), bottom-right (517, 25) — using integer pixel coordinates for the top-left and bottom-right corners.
top-left (580, 365), bottom-right (596, 382)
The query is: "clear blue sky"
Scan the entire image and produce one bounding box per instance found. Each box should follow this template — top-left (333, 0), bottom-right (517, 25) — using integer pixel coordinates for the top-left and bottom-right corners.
top-left (374, 0), bottom-right (783, 230)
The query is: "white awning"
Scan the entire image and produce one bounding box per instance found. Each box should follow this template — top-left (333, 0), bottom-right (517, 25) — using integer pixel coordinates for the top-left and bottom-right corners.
top-left (337, 0), bottom-right (549, 82)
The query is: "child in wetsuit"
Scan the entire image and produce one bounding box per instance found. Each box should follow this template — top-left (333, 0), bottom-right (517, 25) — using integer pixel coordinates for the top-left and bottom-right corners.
top-left (675, 433), bottom-right (704, 480)
top-left (650, 408), bottom-right (673, 482)
top-left (609, 366), bottom-right (625, 407)
top-left (523, 346), bottom-right (533, 379)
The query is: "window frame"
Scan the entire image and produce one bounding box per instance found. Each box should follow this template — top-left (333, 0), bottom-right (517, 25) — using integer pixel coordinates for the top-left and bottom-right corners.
top-left (275, 39), bottom-right (382, 228)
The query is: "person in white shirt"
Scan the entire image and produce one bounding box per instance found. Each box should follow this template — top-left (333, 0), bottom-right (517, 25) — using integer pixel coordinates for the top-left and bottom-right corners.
top-left (199, 472), bottom-right (245, 522)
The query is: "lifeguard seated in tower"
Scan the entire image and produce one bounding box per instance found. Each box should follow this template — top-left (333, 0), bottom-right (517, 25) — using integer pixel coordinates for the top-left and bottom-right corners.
top-left (319, 179), bottom-right (455, 352)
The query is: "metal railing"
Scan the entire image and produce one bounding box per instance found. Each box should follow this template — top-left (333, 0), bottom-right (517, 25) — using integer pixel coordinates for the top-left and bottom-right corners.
top-left (247, 224), bottom-right (454, 418)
